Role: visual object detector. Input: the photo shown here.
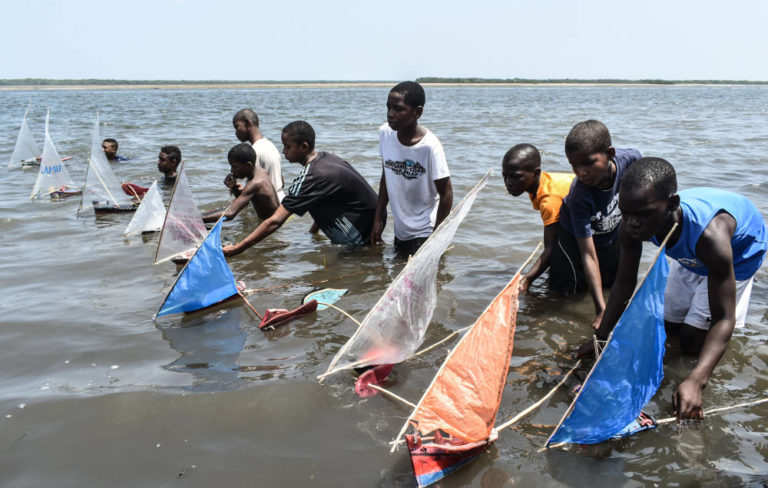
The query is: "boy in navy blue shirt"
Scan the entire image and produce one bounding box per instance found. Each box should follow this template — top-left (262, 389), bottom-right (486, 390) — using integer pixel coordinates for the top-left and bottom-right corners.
top-left (549, 120), bottom-right (641, 330)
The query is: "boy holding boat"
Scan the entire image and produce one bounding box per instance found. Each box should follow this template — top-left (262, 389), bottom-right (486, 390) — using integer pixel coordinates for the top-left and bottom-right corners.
top-left (549, 120), bottom-right (641, 330)
top-left (371, 81), bottom-right (453, 257)
top-left (501, 143), bottom-right (574, 291)
top-left (222, 121), bottom-right (379, 256)
top-left (233, 109), bottom-right (285, 201)
top-left (202, 143), bottom-right (279, 223)
top-left (583, 157), bottom-right (767, 420)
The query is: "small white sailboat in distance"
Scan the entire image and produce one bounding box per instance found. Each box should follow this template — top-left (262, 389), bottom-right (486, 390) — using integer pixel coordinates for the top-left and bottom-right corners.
top-left (8, 105), bottom-right (41, 169)
top-left (30, 110), bottom-right (80, 199)
top-left (77, 112), bottom-right (136, 215)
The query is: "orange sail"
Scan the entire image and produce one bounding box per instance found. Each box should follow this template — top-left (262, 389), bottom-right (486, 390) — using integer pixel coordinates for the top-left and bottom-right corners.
top-left (409, 274), bottom-right (520, 442)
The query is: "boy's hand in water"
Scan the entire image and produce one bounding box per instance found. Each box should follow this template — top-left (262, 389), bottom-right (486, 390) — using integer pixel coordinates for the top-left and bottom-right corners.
top-left (575, 339), bottom-right (595, 359)
top-left (222, 243), bottom-right (241, 257)
top-left (674, 377), bottom-right (705, 421)
top-left (370, 219), bottom-right (384, 245)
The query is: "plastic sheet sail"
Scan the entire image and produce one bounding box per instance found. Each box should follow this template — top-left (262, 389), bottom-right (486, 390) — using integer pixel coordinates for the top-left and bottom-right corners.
top-left (123, 181), bottom-right (166, 236)
top-left (8, 105), bottom-right (41, 169)
top-left (321, 170), bottom-right (491, 378)
top-left (153, 161), bottom-right (207, 265)
top-left (77, 113), bottom-right (135, 214)
top-left (30, 111), bottom-right (77, 199)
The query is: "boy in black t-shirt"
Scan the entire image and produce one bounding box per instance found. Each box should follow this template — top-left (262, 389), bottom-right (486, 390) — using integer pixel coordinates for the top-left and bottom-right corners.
top-left (222, 121), bottom-right (379, 257)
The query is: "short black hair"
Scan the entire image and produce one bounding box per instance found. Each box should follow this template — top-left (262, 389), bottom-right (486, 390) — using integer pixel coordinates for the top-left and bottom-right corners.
top-left (390, 81), bottom-right (426, 109)
top-left (233, 109), bottom-right (259, 127)
top-left (565, 120), bottom-right (612, 156)
top-left (160, 145), bottom-right (181, 164)
top-left (620, 157), bottom-right (677, 201)
top-left (228, 142), bottom-right (256, 164)
top-left (502, 143), bottom-right (541, 172)
top-left (103, 138), bottom-right (118, 148)
top-left (282, 120), bottom-right (315, 151)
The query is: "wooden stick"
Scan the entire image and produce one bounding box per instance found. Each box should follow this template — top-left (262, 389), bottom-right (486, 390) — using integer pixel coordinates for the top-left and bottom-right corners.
top-left (495, 360), bottom-right (581, 433)
top-left (412, 325), bottom-right (472, 358)
top-left (368, 384), bottom-right (417, 408)
top-left (239, 292), bottom-right (262, 319)
top-left (317, 302), bottom-right (362, 327)
top-left (656, 397), bottom-right (768, 425)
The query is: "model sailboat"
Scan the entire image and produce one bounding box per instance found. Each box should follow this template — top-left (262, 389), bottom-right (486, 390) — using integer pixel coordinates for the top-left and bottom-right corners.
top-left (123, 181), bottom-right (166, 236)
top-left (30, 111), bottom-right (80, 199)
top-left (8, 105), bottom-right (41, 169)
top-left (153, 161), bottom-right (207, 265)
top-left (77, 113), bottom-right (136, 214)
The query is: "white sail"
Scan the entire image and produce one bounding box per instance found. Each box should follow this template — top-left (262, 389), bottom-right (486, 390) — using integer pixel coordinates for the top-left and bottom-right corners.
top-left (78, 113), bottom-right (133, 212)
top-left (30, 111), bottom-right (75, 199)
top-left (154, 162), bottom-right (207, 264)
top-left (8, 106), bottom-right (41, 168)
top-left (323, 170), bottom-right (491, 377)
top-left (123, 181), bottom-right (166, 236)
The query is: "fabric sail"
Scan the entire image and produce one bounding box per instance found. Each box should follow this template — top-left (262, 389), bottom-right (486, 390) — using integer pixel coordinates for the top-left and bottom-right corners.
top-left (78, 113), bottom-right (134, 212)
top-left (546, 252), bottom-right (669, 445)
top-left (156, 218), bottom-right (239, 317)
top-left (409, 273), bottom-right (520, 442)
top-left (323, 170), bottom-right (491, 377)
top-left (123, 181), bottom-right (166, 236)
top-left (30, 111), bottom-right (75, 199)
top-left (153, 161), bottom-right (207, 264)
top-left (8, 106), bottom-right (40, 168)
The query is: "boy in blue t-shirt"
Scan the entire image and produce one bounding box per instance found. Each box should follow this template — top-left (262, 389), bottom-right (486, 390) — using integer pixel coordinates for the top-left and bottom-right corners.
top-left (586, 157), bottom-right (767, 420)
top-left (549, 120), bottom-right (641, 330)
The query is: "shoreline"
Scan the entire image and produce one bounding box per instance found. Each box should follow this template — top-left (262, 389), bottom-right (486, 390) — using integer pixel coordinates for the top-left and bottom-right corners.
top-left (1, 81), bottom-right (765, 91)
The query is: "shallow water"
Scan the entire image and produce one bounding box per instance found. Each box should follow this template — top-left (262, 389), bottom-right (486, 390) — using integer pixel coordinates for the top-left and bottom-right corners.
top-left (0, 85), bottom-right (767, 487)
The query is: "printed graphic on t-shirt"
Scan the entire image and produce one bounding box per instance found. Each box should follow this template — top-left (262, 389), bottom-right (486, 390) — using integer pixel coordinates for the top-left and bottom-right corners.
top-left (384, 158), bottom-right (426, 180)
top-left (677, 257), bottom-right (704, 269)
top-left (591, 193), bottom-right (622, 235)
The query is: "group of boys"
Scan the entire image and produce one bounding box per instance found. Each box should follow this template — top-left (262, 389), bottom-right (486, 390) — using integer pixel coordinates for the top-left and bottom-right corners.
top-left (503, 120), bottom-right (766, 420)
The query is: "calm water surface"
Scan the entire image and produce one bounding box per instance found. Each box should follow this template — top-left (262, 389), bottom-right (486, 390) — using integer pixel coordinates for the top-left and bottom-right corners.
top-left (0, 86), bottom-right (767, 487)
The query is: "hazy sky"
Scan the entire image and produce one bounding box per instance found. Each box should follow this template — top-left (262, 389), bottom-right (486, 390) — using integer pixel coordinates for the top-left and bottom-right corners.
top-left (3, 0), bottom-right (767, 81)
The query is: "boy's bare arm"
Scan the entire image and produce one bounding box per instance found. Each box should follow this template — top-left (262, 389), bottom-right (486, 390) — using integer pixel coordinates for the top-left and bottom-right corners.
top-left (675, 213), bottom-right (737, 420)
top-left (433, 177), bottom-right (453, 229)
top-left (521, 223), bottom-right (558, 291)
top-left (371, 170), bottom-right (388, 244)
top-left (223, 205), bottom-right (292, 257)
top-left (576, 236), bottom-right (606, 329)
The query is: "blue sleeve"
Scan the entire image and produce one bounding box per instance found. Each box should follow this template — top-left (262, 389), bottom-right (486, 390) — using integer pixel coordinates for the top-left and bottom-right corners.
top-left (567, 181), bottom-right (595, 240)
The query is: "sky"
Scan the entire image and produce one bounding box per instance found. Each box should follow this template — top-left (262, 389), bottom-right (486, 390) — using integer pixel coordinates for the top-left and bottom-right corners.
top-left (2, 0), bottom-right (768, 81)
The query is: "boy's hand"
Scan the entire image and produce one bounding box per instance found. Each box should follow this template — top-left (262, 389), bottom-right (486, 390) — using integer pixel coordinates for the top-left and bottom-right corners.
top-left (370, 219), bottom-right (384, 245)
top-left (222, 243), bottom-right (241, 258)
top-left (673, 378), bottom-right (705, 421)
top-left (224, 174), bottom-right (242, 195)
top-left (590, 311), bottom-right (604, 331)
top-left (519, 275), bottom-right (532, 292)
top-left (575, 339), bottom-right (595, 360)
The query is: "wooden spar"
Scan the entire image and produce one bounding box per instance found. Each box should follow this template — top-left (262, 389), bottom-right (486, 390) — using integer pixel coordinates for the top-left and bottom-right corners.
top-left (76, 145), bottom-right (94, 215)
top-left (317, 302), bottom-right (363, 327)
top-left (656, 397), bottom-right (768, 425)
top-left (494, 360), bottom-right (581, 433)
top-left (321, 169), bottom-right (494, 380)
top-left (544, 223), bottom-right (678, 448)
top-left (368, 384), bottom-right (417, 408)
top-left (390, 242), bottom-right (543, 453)
top-left (239, 292), bottom-right (262, 319)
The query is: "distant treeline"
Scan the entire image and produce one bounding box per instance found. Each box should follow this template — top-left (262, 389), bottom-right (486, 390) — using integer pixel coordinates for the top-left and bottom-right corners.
top-left (416, 77), bottom-right (768, 85)
top-left (0, 79), bottom-right (387, 86)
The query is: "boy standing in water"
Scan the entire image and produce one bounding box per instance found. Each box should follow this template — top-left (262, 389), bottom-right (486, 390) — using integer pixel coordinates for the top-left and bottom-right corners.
top-left (233, 109), bottom-right (285, 201)
top-left (501, 143), bottom-right (574, 291)
top-left (156, 145), bottom-right (181, 186)
top-left (585, 157), bottom-right (767, 420)
top-left (371, 81), bottom-right (453, 257)
top-left (202, 143), bottom-right (279, 222)
top-left (550, 120), bottom-right (641, 329)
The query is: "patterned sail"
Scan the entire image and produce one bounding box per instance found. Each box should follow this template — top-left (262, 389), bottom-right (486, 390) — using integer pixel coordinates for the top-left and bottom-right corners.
top-left (546, 252), bottom-right (669, 445)
top-left (124, 181), bottom-right (166, 236)
top-left (78, 113), bottom-right (133, 212)
top-left (323, 171), bottom-right (490, 377)
top-left (8, 106), bottom-right (40, 168)
top-left (30, 111), bottom-right (75, 199)
top-left (154, 161), bottom-right (207, 264)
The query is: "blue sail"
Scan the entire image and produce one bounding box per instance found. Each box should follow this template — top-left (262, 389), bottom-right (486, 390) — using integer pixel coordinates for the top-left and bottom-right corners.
top-left (156, 219), bottom-right (239, 317)
top-left (548, 253), bottom-right (669, 445)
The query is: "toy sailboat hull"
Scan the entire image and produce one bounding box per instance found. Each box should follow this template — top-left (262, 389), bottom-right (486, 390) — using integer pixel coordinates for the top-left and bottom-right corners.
top-left (50, 186), bottom-right (83, 199)
top-left (93, 202), bottom-right (137, 214)
top-left (22, 155), bottom-right (73, 168)
top-left (406, 434), bottom-right (492, 488)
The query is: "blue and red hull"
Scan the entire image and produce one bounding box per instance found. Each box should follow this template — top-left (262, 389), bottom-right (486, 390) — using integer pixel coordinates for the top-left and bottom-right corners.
top-left (406, 434), bottom-right (492, 487)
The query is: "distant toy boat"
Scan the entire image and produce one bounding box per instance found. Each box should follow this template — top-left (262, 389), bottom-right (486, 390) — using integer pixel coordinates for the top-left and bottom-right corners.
top-left (8, 105), bottom-right (41, 169)
top-left (77, 113), bottom-right (137, 214)
top-left (30, 110), bottom-right (81, 199)
top-left (123, 181), bottom-right (166, 236)
top-left (153, 161), bottom-right (207, 265)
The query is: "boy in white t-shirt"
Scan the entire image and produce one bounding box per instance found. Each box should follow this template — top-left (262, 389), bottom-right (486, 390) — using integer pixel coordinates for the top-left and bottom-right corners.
top-left (233, 108), bottom-right (285, 201)
top-left (371, 81), bottom-right (453, 257)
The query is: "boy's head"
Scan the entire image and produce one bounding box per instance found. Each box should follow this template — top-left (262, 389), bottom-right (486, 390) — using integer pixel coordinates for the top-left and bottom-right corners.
top-left (102, 138), bottom-right (119, 160)
top-left (157, 145), bottom-right (181, 174)
top-left (233, 109), bottom-right (259, 142)
top-left (281, 121), bottom-right (315, 164)
top-left (227, 142), bottom-right (256, 178)
top-left (618, 157), bottom-right (679, 242)
top-left (501, 144), bottom-right (541, 196)
top-left (387, 81), bottom-right (425, 132)
top-left (564, 120), bottom-right (616, 188)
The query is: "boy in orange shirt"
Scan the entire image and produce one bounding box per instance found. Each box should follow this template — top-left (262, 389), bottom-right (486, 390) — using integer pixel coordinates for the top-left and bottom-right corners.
top-left (502, 143), bottom-right (574, 291)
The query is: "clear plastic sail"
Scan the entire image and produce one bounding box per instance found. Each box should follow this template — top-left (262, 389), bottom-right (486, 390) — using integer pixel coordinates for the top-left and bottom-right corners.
top-left (124, 181), bottom-right (166, 236)
top-left (30, 111), bottom-right (75, 199)
top-left (154, 162), bottom-right (207, 264)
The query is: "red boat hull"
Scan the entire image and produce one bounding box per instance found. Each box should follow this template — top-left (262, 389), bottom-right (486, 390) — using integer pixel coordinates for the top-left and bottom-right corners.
top-left (406, 434), bottom-right (492, 487)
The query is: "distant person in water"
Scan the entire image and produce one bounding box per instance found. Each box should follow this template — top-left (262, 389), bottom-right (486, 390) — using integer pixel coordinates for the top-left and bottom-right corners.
top-left (222, 121), bottom-right (379, 257)
top-left (102, 138), bottom-right (128, 162)
top-left (157, 145), bottom-right (181, 186)
top-left (501, 143), bottom-right (574, 291)
top-left (581, 157), bottom-right (767, 420)
top-left (233, 109), bottom-right (285, 201)
top-left (372, 81), bottom-right (453, 257)
top-left (202, 143), bottom-right (279, 223)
